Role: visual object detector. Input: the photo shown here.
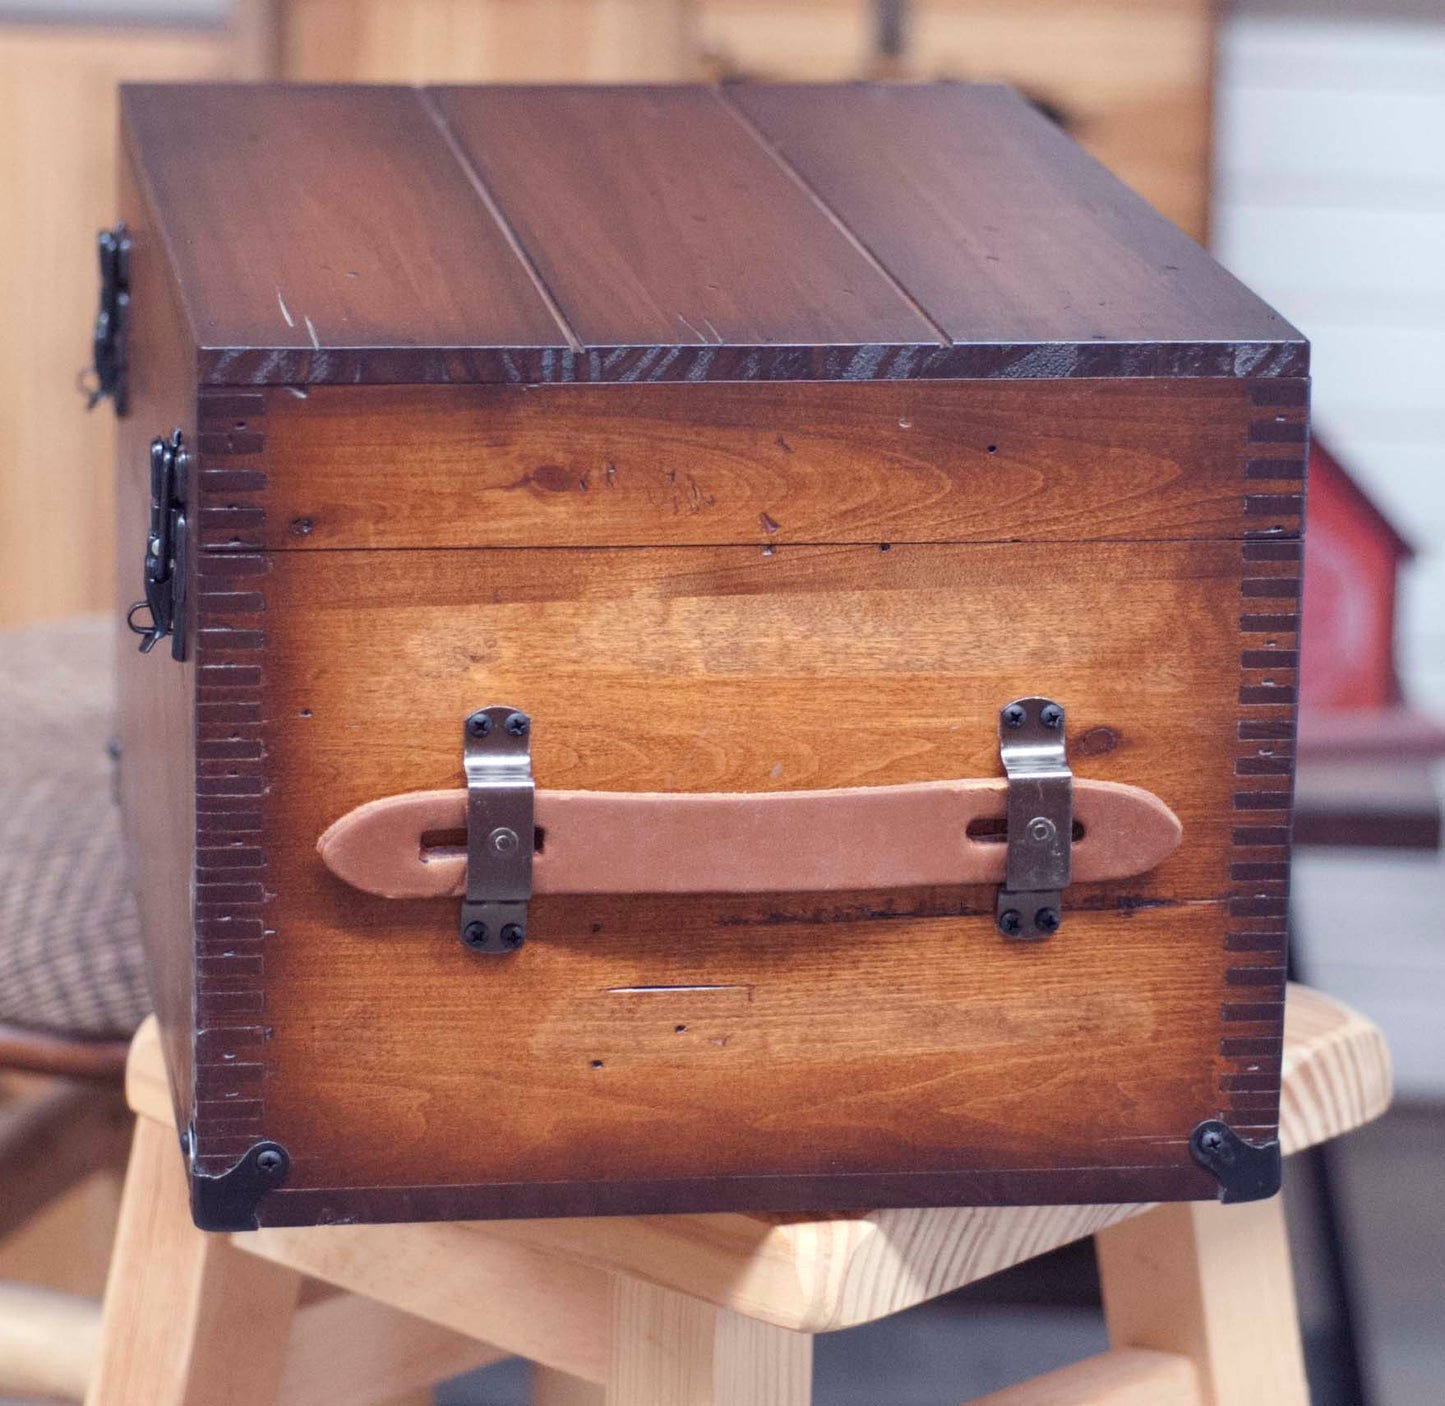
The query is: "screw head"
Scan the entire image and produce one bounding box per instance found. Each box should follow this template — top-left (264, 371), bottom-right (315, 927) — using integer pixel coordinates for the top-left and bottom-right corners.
top-left (1199, 1128), bottom-right (1225, 1152)
top-left (1040, 703), bottom-right (1063, 729)
top-left (500, 923), bottom-right (524, 948)
top-left (1026, 816), bottom-right (1058, 845)
top-left (504, 711), bottom-right (530, 737)
top-left (488, 827), bottom-right (520, 856)
top-left (467, 713), bottom-right (492, 737)
top-left (1002, 704), bottom-right (1027, 729)
top-left (998, 908), bottom-right (1023, 936)
top-left (255, 1148), bottom-right (285, 1176)
top-left (463, 921), bottom-right (489, 947)
top-left (1034, 907), bottom-right (1061, 934)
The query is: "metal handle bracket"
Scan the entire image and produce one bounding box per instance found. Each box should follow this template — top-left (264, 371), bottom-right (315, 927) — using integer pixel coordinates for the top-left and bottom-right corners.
top-left (996, 696), bottom-right (1073, 940)
top-left (461, 706), bottom-right (535, 953)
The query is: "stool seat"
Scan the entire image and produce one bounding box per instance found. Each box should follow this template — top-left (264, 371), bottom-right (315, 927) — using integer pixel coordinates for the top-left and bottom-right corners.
top-left (81, 982), bottom-right (1390, 1406)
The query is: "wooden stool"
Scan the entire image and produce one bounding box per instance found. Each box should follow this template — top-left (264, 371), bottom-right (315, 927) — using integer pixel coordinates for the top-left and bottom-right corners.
top-left (85, 985), bottom-right (1389, 1406)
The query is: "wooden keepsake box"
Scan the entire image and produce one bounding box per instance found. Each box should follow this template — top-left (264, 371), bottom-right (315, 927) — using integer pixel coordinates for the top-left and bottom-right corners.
top-left (105, 83), bottom-right (1308, 1230)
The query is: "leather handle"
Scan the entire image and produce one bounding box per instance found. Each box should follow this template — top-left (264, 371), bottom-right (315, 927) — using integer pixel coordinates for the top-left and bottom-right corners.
top-left (318, 778), bottom-right (1181, 899)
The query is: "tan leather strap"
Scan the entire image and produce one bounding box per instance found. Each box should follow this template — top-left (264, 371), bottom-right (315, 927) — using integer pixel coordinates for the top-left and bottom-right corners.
top-left (318, 778), bottom-right (1181, 899)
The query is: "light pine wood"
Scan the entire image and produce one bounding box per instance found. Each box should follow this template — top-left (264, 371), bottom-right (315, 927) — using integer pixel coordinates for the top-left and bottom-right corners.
top-left (238, 1221), bottom-right (612, 1384)
top-left (1096, 1197), bottom-right (1308, 1406)
top-left (122, 983), bottom-right (1390, 1341)
top-left (277, 1292), bottom-right (507, 1405)
top-left (965, 1348), bottom-right (1200, 1405)
top-left (279, 0), bottom-right (697, 82)
top-left (0, 1282), bottom-right (100, 1402)
top-left (85, 1117), bottom-right (303, 1406)
top-left (0, 21), bottom-right (232, 629)
top-left (535, 1367), bottom-right (607, 1406)
top-left (607, 1277), bottom-right (811, 1406)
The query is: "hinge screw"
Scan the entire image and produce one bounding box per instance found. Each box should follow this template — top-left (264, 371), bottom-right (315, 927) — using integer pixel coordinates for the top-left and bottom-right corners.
top-left (463, 921), bottom-right (489, 947)
top-left (504, 712), bottom-right (530, 737)
top-left (501, 923), bottom-right (525, 948)
top-left (998, 908), bottom-right (1023, 936)
top-left (1040, 704), bottom-right (1063, 729)
top-left (467, 714), bottom-right (492, 737)
top-left (1002, 704), bottom-right (1027, 729)
top-left (1034, 907), bottom-right (1061, 933)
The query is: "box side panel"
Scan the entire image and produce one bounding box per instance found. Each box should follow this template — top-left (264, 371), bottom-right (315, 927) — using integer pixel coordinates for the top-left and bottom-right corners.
top-left (114, 138), bottom-right (198, 1131)
top-left (200, 379), bottom-right (1294, 553)
top-left (190, 379), bottom-right (1302, 1219)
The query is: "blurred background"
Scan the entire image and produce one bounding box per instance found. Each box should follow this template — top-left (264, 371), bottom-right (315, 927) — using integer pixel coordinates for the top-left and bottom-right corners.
top-left (0, 1), bottom-right (1440, 1403)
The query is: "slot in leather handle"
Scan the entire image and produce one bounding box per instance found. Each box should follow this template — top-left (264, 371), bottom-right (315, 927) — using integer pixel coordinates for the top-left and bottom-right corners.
top-left (318, 778), bottom-right (1181, 899)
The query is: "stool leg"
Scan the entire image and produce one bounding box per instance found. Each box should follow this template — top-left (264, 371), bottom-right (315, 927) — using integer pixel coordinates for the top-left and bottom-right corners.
top-left (86, 1116), bottom-right (303, 1406)
top-left (1096, 1196), bottom-right (1308, 1406)
top-left (604, 1276), bottom-right (812, 1406)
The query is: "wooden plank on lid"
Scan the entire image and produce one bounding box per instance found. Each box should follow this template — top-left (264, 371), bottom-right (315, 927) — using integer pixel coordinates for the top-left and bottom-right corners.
top-left (726, 83), bottom-right (1307, 378)
top-left (427, 84), bottom-right (945, 368)
top-left (120, 84), bottom-right (573, 384)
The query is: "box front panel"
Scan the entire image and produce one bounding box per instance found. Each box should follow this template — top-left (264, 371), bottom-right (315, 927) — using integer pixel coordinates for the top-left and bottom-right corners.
top-left (189, 380), bottom-right (1304, 1220)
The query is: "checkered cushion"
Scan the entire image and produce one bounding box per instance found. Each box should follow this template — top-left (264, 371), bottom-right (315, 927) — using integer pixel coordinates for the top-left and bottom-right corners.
top-left (0, 617), bottom-right (149, 1040)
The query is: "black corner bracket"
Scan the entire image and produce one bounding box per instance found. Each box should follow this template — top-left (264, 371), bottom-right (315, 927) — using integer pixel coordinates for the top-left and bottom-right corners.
top-left (1189, 1119), bottom-right (1282, 1204)
top-left (187, 1138), bottom-right (290, 1231)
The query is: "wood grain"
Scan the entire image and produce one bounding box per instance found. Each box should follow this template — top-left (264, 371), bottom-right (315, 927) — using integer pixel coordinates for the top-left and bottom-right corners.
top-left (607, 1276), bottom-right (811, 1406)
top-left (120, 84), bottom-right (571, 378)
top-left (196, 379), bottom-right (1285, 552)
top-left (1097, 1196), bottom-right (1308, 1406)
top-left (726, 84), bottom-right (1300, 374)
top-left (120, 984), bottom-right (1387, 1343)
top-left (85, 1116), bottom-right (303, 1406)
top-left (431, 84), bottom-right (938, 352)
top-left (114, 145), bottom-right (200, 1135)
top-left (119, 82), bottom-right (1300, 385)
top-left (276, 1292), bottom-right (508, 1406)
top-left (182, 534), bottom-right (1270, 1211)
top-left (696, 0), bottom-right (1215, 241)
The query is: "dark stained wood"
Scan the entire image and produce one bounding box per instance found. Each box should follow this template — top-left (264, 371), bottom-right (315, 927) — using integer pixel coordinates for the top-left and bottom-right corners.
top-left (115, 82), bottom-right (1300, 1223)
top-left (119, 85), bottom-right (571, 382)
top-left (116, 82), bottom-right (1306, 386)
top-left (429, 84), bottom-right (940, 353)
top-left (0, 1023), bottom-right (128, 1081)
top-left (726, 83), bottom-right (1306, 376)
top-left (115, 145), bottom-right (200, 1135)
top-left (194, 378), bottom-right (1302, 552)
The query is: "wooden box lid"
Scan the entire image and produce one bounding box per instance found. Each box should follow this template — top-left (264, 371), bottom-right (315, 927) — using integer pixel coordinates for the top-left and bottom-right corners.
top-left (121, 82), bottom-right (1304, 388)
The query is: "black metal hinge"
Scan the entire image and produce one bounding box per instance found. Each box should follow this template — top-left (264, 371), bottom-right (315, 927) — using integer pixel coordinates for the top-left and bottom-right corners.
top-left (87, 225), bottom-right (130, 415)
top-left (126, 429), bottom-right (189, 660)
top-left (186, 1134), bottom-right (291, 1232)
top-left (1190, 1119), bottom-right (1282, 1203)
